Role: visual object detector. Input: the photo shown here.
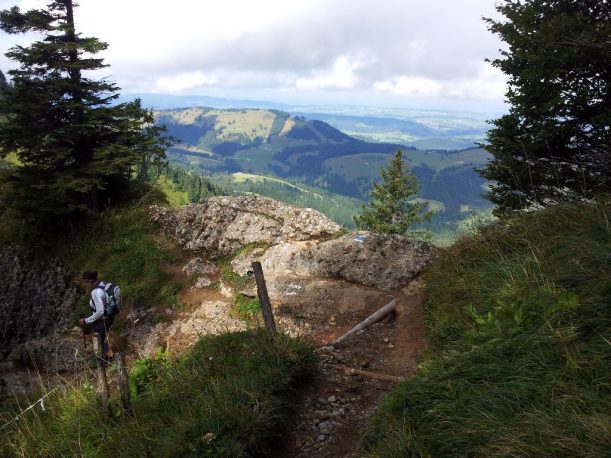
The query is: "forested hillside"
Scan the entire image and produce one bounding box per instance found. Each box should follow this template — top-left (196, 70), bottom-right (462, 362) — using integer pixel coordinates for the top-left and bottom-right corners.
top-left (156, 107), bottom-right (492, 234)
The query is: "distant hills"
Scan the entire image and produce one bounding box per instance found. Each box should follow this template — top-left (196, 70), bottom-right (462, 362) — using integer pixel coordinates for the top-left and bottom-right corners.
top-left (129, 92), bottom-right (493, 150)
top-left (155, 107), bottom-right (403, 178)
top-left (155, 107), bottom-right (493, 230)
top-left (291, 112), bottom-right (487, 150)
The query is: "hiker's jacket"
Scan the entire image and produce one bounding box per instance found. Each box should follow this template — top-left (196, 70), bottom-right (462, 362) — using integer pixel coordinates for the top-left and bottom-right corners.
top-left (85, 281), bottom-right (106, 324)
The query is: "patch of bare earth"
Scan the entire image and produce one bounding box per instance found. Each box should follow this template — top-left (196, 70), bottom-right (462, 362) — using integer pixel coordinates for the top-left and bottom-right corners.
top-left (141, 257), bottom-right (428, 458)
top-left (124, 254), bottom-right (247, 358)
top-left (272, 288), bottom-right (427, 458)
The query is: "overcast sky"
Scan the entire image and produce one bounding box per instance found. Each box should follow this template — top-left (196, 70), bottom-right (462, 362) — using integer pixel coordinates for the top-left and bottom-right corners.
top-left (0, 0), bottom-right (508, 112)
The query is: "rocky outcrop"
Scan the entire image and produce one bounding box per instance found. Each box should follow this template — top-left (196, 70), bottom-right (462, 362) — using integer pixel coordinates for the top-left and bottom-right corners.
top-left (259, 232), bottom-right (436, 291)
top-left (0, 246), bottom-right (79, 359)
top-left (134, 300), bottom-right (247, 355)
top-left (150, 197), bottom-right (437, 333)
top-left (150, 196), bottom-right (341, 256)
top-left (236, 232), bottom-right (436, 327)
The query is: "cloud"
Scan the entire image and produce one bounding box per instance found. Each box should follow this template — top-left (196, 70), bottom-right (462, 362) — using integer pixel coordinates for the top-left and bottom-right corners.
top-left (296, 55), bottom-right (368, 90)
top-left (155, 72), bottom-right (218, 92)
top-left (373, 77), bottom-right (443, 98)
top-left (0, 0), bottom-right (507, 107)
top-left (373, 64), bottom-right (506, 100)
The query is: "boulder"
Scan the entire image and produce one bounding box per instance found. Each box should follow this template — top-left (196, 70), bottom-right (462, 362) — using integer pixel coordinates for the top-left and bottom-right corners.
top-left (150, 196), bottom-right (341, 256)
top-left (260, 232), bottom-right (437, 291)
top-left (183, 257), bottom-right (218, 276)
top-left (9, 333), bottom-right (86, 373)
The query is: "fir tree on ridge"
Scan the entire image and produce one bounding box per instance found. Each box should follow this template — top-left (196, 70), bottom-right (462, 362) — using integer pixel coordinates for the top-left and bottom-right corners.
top-left (0, 69), bottom-right (8, 91)
top-left (354, 150), bottom-right (432, 236)
top-left (480, 0), bottom-right (610, 215)
top-left (0, 0), bottom-right (173, 222)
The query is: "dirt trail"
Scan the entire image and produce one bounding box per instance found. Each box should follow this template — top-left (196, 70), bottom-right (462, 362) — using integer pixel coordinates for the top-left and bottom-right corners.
top-left (274, 290), bottom-right (427, 458)
top-left (153, 271), bottom-right (428, 458)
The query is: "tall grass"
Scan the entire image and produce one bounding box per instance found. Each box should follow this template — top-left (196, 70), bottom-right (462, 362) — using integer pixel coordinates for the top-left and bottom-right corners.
top-left (0, 189), bottom-right (186, 327)
top-left (0, 331), bottom-right (316, 457)
top-left (60, 206), bottom-right (184, 314)
top-left (361, 199), bottom-right (611, 457)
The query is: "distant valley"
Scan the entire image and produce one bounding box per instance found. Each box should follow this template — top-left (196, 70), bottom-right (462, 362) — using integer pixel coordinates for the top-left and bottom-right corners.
top-left (154, 106), bottom-right (493, 235)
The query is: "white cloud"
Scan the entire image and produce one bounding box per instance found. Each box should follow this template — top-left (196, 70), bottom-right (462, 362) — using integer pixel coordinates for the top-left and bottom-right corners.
top-left (155, 72), bottom-right (218, 92)
top-left (296, 55), bottom-right (366, 90)
top-left (0, 0), bottom-right (507, 108)
top-left (373, 77), bottom-right (443, 98)
top-left (373, 64), bottom-right (506, 101)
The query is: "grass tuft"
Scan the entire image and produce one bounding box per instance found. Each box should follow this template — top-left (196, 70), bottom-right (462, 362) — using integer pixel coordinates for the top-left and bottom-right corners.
top-left (361, 199), bottom-right (611, 457)
top-left (0, 331), bottom-right (316, 457)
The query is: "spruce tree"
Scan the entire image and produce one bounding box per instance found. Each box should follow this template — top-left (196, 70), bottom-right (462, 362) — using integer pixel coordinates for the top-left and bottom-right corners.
top-left (354, 150), bottom-right (431, 236)
top-left (480, 0), bottom-right (610, 215)
top-left (0, 0), bottom-right (172, 221)
top-left (0, 70), bottom-right (8, 91)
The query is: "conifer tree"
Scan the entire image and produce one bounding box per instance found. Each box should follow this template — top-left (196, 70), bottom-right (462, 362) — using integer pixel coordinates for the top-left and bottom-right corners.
top-left (354, 150), bottom-right (431, 235)
top-left (480, 0), bottom-right (610, 215)
top-left (0, 0), bottom-right (172, 221)
top-left (0, 69), bottom-right (8, 91)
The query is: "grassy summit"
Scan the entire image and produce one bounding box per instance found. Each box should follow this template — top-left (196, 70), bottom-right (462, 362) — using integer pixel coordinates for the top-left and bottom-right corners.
top-left (362, 199), bottom-right (611, 457)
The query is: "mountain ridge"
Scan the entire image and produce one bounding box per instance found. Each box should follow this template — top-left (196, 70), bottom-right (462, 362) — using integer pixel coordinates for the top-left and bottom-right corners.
top-left (155, 106), bottom-right (492, 231)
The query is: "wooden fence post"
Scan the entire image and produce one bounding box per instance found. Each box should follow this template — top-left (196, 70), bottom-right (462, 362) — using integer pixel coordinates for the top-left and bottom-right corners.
top-left (251, 261), bottom-right (277, 336)
top-left (92, 333), bottom-right (111, 417)
top-left (115, 352), bottom-right (133, 415)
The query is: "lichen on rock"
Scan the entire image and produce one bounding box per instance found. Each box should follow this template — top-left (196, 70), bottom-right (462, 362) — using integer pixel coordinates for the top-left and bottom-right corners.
top-left (183, 257), bottom-right (218, 276)
top-left (260, 232), bottom-right (437, 291)
top-left (150, 196), bottom-right (341, 256)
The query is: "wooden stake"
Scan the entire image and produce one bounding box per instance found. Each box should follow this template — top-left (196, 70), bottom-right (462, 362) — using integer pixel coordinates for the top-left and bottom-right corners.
top-left (329, 299), bottom-right (397, 346)
top-left (252, 261), bottom-right (277, 336)
top-left (92, 333), bottom-right (111, 417)
top-left (115, 353), bottom-right (133, 415)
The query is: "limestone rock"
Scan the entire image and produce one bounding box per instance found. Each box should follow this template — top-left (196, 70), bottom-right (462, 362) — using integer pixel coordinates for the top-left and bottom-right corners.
top-left (150, 196), bottom-right (341, 256)
top-left (183, 257), bottom-right (218, 276)
top-left (194, 276), bottom-right (213, 288)
top-left (139, 300), bottom-right (247, 355)
top-left (260, 232), bottom-right (437, 291)
top-left (231, 247), bottom-right (267, 276)
top-left (0, 246), bottom-right (79, 359)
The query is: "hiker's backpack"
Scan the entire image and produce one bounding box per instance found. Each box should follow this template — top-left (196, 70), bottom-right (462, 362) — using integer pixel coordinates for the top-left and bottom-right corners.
top-left (101, 282), bottom-right (122, 316)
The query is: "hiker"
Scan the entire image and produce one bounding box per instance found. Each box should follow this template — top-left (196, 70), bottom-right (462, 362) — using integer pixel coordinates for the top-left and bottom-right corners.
top-left (79, 271), bottom-right (114, 358)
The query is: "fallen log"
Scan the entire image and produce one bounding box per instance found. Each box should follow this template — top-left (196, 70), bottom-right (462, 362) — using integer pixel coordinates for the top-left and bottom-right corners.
top-left (329, 364), bottom-right (403, 382)
top-left (328, 299), bottom-right (397, 346)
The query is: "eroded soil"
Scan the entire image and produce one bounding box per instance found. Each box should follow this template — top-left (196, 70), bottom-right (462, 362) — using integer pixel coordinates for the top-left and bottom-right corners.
top-left (273, 290), bottom-right (426, 457)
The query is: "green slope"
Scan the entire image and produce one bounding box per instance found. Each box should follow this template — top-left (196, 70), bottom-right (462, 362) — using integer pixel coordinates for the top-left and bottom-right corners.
top-left (1, 331), bottom-right (315, 457)
top-left (157, 107), bottom-right (493, 232)
top-left (361, 199), bottom-right (611, 457)
top-left (0, 186), bottom-right (316, 457)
